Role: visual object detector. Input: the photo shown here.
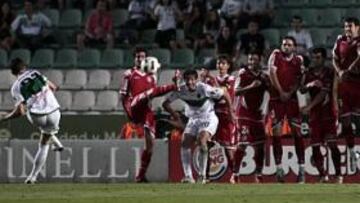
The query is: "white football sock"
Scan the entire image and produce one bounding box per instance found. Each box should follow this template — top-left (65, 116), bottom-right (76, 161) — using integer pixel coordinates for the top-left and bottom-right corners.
top-left (199, 146), bottom-right (208, 177)
top-left (51, 135), bottom-right (63, 148)
top-left (181, 147), bottom-right (193, 179)
top-left (28, 144), bottom-right (50, 180)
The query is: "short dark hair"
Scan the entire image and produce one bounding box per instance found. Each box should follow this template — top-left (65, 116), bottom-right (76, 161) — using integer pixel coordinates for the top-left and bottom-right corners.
top-left (217, 54), bottom-right (233, 73)
top-left (248, 50), bottom-right (262, 58)
top-left (133, 47), bottom-right (147, 57)
top-left (345, 17), bottom-right (360, 26)
top-left (312, 47), bottom-right (327, 58)
top-left (9, 58), bottom-right (26, 75)
top-left (282, 36), bottom-right (297, 47)
top-left (183, 69), bottom-right (198, 79)
top-left (292, 15), bottom-right (303, 22)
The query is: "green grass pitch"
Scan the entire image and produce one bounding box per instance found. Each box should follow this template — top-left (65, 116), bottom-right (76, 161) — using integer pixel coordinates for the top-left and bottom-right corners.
top-left (0, 183), bottom-right (360, 203)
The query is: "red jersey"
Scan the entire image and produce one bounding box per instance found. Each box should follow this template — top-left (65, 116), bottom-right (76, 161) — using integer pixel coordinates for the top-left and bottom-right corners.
top-left (214, 74), bottom-right (235, 115)
top-left (120, 68), bottom-right (156, 98)
top-left (333, 35), bottom-right (360, 80)
top-left (303, 66), bottom-right (336, 119)
top-left (235, 67), bottom-right (268, 121)
top-left (86, 10), bottom-right (113, 38)
top-left (269, 49), bottom-right (303, 99)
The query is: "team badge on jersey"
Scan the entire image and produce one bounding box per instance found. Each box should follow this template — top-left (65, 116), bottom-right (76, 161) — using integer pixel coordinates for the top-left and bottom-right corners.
top-left (193, 144), bottom-right (228, 180)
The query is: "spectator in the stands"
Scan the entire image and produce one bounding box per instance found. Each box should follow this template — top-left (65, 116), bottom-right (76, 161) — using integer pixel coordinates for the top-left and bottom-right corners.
top-left (235, 20), bottom-right (265, 66)
top-left (182, 1), bottom-right (204, 48)
top-left (125, 0), bottom-right (154, 30)
top-left (287, 15), bottom-right (313, 56)
top-left (216, 25), bottom-right (237, 57)
top-left (243, 0), bottom-right (274, 28)
top-left (194, 32), bottom-right (215, 53)
top-left (204, 8), bottom-right (220, 37)
top-left (11, 0), bottom-right (52, 51)
top-left (219, 0), bottom-right (247, 30)
top-left (152, 0), bottom-right (183, 50)
top-left (0, 1), bottom-right (15, 51)
top-left (76, 0), bottom-right (114, 50)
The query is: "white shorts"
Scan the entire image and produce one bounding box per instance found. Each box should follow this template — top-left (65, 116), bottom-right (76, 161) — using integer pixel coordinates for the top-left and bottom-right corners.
top-left (184, 113), bottom-right (219, 137)
top-left (26, 109), bottom-right (61, 135)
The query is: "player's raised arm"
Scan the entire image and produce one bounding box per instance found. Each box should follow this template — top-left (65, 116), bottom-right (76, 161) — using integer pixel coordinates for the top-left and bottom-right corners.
top-left (332, 36), bottom-right (343, 76)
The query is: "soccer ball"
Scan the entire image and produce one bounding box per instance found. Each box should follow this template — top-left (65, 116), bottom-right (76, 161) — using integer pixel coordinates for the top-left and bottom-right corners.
top-left (140, 56), bottom-right (161, 74)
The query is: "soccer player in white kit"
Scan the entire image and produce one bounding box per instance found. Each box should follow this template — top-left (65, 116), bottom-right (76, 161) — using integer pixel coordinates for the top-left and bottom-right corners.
top-left (163, 69), bottom-right (235, 183)
top-left (0, 58), bottom-right (63, 184)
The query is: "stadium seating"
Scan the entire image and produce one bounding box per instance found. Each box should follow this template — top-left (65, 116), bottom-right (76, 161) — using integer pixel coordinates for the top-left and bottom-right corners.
top-left (55, 90), bottom-right (72, 111)
top-left (71, 91), bottom-right (96, 111)
top-left (280, 0), bottom-right (307, 8)
top-left (307, 0), bottom-right (332, 8)
top-left (261, 29), bottom-right (280, 48)
top-left (100, 49), bottom-right (124, 68)
top-left (310, 28), bottom-right (330, 47)
top-left (9, 49), bottom-right (31, 65)
top-left (112, 9), bottom-right (129, 28)
top-left (62, 69), bottom-right (87, 90)
top-left (318, 8), bottom-right (344, 27)
top-left (332, 0), bottom-right (355, 7)
top-left (148, 49), bottom-right (171, 67)
top-left (42, 69), bottom-right (64, 87)
top-left (59, 9), bottom-right (82, 29)
top-left (54, 49), bottom-right (77, 69)
top-left (31, 49), bottom-right (55, 69)
top-left (0, 91), bottom-right (13, 111)
top-left (43, 9), bottom-right (60, 27)
top-left (77, 49), bottom-right (101, 69)
top-left (0, 70), bottom-right (16, 90)
top-left (158, 69), bottom-right (175, 85)
top-left (93, 90), bottom-right (119, 111)
top-left (196, 48), bottom-right (215, 66)
top-left (109, 69), bottom-right (126, 89)
top-left (0, 49), bottom-right (7, 68)
top-left (86, 69), bottom-right (111, 90)
top-left (123, 49), bottom-right (134, 68)
top-left (170, 49), bottom-right (195, 68)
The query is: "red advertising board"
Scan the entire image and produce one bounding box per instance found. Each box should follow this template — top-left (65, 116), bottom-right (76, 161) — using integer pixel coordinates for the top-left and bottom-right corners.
top-left (169, 138), bottom-right (360, 183)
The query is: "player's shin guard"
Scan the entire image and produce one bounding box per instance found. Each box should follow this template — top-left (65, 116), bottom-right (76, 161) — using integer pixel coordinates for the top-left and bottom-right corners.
top-left (181, 147), bottom-right (193, 179)
top-left (272, 136), bottom-right (283, 165)
top-left (294, 136), bottom-right (305, 165)
top-left (199, 145), bottom-right (209, 178)
top-left (312, 145), bottom-right (325, 177)
top-left (28, 143), bottom-right (50, 181)
top-left (136, 150), bottom-right (152, 181)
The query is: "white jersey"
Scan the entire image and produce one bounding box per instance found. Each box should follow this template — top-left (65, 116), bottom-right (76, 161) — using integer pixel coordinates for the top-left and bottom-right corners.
top-left (166, 82), bottom-right (224, 118)
top-left (11, 69), bottom-right (60, 114)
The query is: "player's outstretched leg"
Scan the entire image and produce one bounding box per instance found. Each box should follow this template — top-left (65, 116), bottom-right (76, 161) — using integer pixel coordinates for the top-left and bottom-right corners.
top-left (136, 127), bottom-right (154, 183)
top-left (25, 134), bottom-right (51, 184)
top-left (50, 135), bottom-right (64, 152)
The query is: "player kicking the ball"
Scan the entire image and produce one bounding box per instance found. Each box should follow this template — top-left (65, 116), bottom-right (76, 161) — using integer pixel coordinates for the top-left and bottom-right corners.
top-left (163, 69), bottom-right (234, 184)
top-left (0, 58), bottom-right (63, 184)
top-left (120, 48), bottom-right (180, 182)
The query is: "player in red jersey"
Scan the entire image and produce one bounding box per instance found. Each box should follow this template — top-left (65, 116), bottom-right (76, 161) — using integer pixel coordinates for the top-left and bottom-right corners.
top-left (119, 47), bottom-right (179, 182)
top-left (200, 55), bottom-right (238, 183)
top-left (300, 48), bottom-right (342, 183)
top-left (233, 51), bottom-right (269, 183)
top-left (268, 36), bottom-right (306, 183)
top-left (332, 17), bottom-right (360, 172)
